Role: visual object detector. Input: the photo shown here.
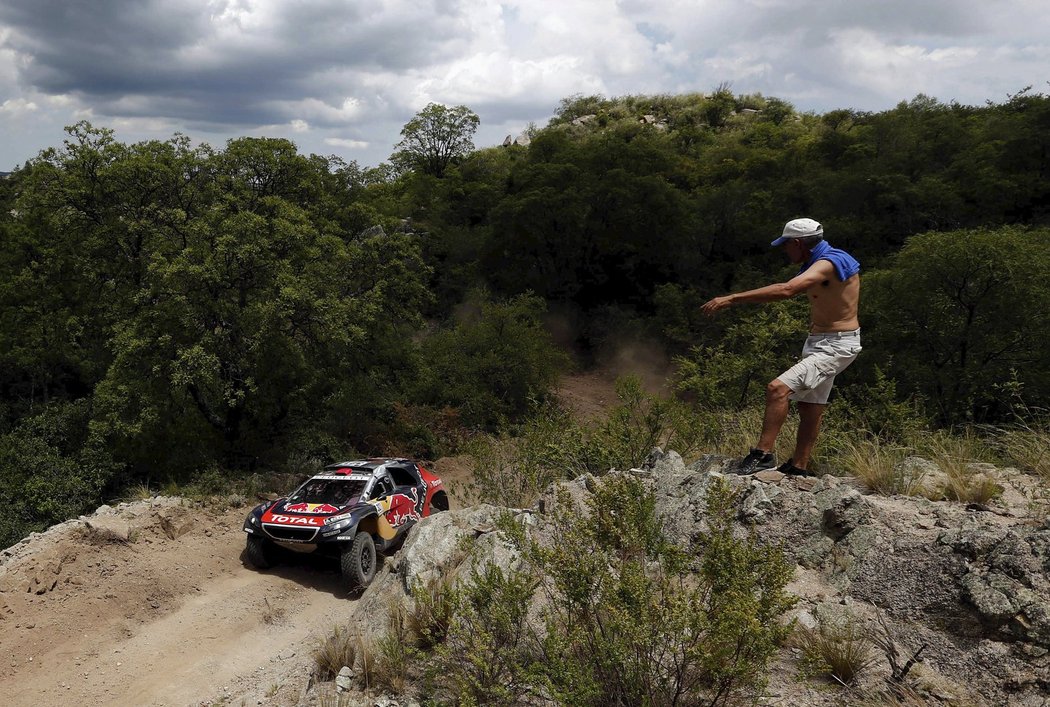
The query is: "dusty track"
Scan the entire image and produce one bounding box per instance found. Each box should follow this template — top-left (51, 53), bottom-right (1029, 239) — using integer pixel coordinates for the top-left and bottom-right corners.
top-left (0, 500), bottom-right (363, 706)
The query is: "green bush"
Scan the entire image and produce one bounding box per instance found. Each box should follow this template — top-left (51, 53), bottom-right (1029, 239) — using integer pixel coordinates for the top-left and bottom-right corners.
top-left (675, 299), bottom-right (808, 408)
top-left (0, 401), bottom-right (116, 548)
top-left (520, 474), bottom-right (795, 706)
top-left (433, 563), bottom-right (538, 706)
top-left (416, 290), bottom-right (570, 430)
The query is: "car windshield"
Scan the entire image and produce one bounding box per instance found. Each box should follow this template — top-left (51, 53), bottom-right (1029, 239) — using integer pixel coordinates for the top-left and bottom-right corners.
top-left (288, 478), bottom-right (367, 506)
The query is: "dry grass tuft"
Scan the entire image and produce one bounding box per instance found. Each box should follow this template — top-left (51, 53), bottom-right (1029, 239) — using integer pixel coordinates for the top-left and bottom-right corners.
top-left (407, 574), bottom-right (459, 649)
top-left (795, 616), bottom-right (877, 685)
top-left (914, 431), bottom-right (1002, 504)
top-left (312, 625), bottom-right (358, 681)
top-left (994, 424), bottom-right (1050, 480)
top-left (316, 685), bottom-right (353, 707)
top-left (123, 483), bottom-right (155, 502)
top-left (371, 599), bottom-right (413, 694)
top-left (840, 437), bottom-right (911, 495)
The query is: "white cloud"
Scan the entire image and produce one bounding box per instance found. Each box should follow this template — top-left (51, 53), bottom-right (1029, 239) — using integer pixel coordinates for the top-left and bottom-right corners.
top-left (325, 137), bottom-right (369, 149)
top-left (0, 0), bottom-right (1048, 168)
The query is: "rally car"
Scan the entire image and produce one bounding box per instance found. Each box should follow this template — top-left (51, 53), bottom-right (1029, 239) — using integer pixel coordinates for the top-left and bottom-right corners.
top-left (242, 458), bottom-right (448, 590)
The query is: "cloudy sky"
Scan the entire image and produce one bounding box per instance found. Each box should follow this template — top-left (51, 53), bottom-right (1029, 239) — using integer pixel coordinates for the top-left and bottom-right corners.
top-left (1, 0), bottom-right (1047, 171)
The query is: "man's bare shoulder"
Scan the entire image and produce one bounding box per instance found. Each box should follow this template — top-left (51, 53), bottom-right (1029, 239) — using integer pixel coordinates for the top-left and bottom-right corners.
top-left (789, 260), bottom-right (836, 289)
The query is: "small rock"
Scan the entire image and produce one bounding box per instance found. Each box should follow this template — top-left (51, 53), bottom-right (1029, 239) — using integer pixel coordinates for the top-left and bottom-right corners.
top-left (794, 476), bottom-right (819, 492)
top-left (336, 665), bottom-right (353, 692)
top-left (754, 470), bottom-right (786, 484)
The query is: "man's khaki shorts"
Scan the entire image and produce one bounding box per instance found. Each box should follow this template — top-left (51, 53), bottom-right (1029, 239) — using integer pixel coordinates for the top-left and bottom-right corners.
top-left (776, 329), bottom-right (861, 405)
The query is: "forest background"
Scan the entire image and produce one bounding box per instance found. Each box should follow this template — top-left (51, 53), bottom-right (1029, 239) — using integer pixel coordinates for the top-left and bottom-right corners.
top-left (2, 87), bottom-right (1049, 548)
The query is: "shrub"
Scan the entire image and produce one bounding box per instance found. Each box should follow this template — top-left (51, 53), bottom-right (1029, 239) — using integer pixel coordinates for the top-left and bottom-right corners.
top-left (467, 377), bottom-right (712, 507)
top-left (522, 474), bottom-right (795, 706)
top-left (675, 300), bottom-right (808, 409)
top-left (433, 563), bottom-right (538, 705)
top-left (416, 290), bottom-right (570, 429)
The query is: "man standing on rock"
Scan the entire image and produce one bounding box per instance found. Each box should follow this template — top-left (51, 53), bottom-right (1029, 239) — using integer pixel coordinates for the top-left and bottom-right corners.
top-left (700, 218), bottom-right (861, 477)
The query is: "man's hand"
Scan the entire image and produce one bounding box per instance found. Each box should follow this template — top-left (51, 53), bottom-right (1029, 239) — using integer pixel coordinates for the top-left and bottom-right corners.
top-left (701, 295), bottom-right (732, 316)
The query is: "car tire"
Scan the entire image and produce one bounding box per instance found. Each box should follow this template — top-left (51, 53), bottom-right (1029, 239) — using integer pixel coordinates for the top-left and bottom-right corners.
top-left (342, 531), bottom-right (377, 590)
top-left (245, 534), bottom-right (277, 569)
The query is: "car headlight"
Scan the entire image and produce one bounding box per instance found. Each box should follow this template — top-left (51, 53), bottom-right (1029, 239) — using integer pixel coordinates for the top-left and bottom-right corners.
top-left (249, 515), bottom-right (259, 525)
top-left (324, 512), bottom-right (353, 527)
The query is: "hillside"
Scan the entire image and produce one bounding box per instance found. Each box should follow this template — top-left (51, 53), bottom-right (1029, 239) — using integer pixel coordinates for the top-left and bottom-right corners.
top-left (2, 441), bottom-right (1048, 706)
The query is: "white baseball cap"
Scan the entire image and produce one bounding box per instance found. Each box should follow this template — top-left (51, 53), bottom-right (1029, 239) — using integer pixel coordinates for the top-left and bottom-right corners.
top-left (771, 218), bottom-right (823, 246)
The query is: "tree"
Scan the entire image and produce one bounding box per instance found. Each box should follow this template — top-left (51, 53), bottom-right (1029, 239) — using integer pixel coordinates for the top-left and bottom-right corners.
top-left (390, 103), bottom-right (480, 178)
top-left (864, 226), bottom-right (1050, 423)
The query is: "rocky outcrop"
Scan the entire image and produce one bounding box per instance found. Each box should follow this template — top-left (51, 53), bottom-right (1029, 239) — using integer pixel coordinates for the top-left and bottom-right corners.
top-left (305, 449), bottom-right (1049, 705)
top-left (639, 448), bottom-right (1050, 705)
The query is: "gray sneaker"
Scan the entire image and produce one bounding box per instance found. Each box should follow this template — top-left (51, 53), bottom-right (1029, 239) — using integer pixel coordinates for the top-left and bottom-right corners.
top-left (733, 448), bottom-right (775, 475)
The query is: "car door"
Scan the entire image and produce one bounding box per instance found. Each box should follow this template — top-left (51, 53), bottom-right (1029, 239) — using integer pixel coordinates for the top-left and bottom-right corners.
top-left (378, 472), bottom-right (421, 534)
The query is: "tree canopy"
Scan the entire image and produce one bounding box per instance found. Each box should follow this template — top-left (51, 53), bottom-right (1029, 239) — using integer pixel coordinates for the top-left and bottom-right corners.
top-left (391, 103), bottom-right (480, 178)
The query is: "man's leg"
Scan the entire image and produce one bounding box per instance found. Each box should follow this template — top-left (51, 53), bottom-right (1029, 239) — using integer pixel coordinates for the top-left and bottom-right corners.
top-left (792, 401), bottom-right (827, 469)
top-left (756, 379), bottom-right (793, 452)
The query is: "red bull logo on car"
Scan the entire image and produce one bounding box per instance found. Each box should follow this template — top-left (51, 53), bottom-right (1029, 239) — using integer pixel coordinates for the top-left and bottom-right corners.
top-left (283, 502), bottom-right (341, 514)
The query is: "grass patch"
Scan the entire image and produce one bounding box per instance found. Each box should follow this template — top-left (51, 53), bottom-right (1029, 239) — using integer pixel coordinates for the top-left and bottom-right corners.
top-left (993, 423), bottom-right (1050, 480)
top-left (372, 600), bottom-right (412, 694)
top-left (916, 431), bottom-right (1003, 503)
top-left (407, 573), bottom-right (460, 650)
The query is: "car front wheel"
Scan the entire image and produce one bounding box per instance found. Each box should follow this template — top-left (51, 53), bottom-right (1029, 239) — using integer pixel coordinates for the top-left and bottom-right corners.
top-left (245, 534), bottom-right (277, 569)
top-left (342, 531), bottom-right (377, 590)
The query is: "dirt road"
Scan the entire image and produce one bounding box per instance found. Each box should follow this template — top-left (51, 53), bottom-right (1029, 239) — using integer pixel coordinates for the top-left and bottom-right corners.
top-left (0, 499), bottom-right (356, 706)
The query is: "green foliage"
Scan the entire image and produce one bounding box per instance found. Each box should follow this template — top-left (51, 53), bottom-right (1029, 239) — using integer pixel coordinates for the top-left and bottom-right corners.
top-left (464, 403), bottom-right (587, 509)
top-left (391, 103), bottom-right (480, 178)
top-left (521, 474), bottom-right (795, 706)
top-left (0, 401), bottom-right (116, 548)
top-left (1, 125), bottom-right (432, 488)
top-left (675, 299), bottom-right (809, 407)
top-left (466, 377), bottom-right (710, 507)
top-left (416, 291), bottom-right (569, 429)
top-left (831, 369), bottom-right (929, 445)
top-left (865, 226), bottom-right (1050, 424)
top-left (434, 563), bottom-right (538, 706)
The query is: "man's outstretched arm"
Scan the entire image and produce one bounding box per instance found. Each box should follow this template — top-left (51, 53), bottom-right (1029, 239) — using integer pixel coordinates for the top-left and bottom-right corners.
top-left (700, 261), bottom-right (833, 316)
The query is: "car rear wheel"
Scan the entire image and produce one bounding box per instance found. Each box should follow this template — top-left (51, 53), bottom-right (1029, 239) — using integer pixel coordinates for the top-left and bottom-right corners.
top-left (342, 531), bottom-right (377, 590)
top-left (245, 534), bottom-right (277, 569)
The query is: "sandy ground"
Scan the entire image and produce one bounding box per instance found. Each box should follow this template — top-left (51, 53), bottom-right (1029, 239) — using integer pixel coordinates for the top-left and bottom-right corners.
top-left (0, 373), bottom-right (623, 706)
